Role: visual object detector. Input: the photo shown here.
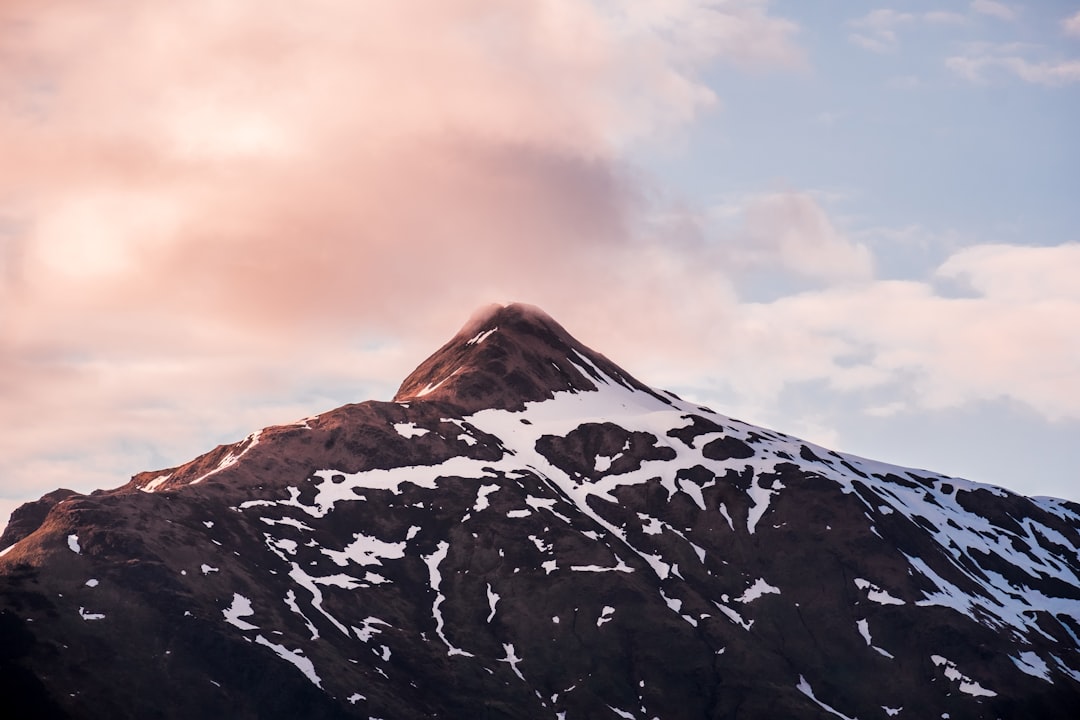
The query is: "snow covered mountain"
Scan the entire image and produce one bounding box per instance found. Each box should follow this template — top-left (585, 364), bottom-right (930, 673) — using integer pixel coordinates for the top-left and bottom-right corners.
top-left (2, 303), bottom-right (1079, 719)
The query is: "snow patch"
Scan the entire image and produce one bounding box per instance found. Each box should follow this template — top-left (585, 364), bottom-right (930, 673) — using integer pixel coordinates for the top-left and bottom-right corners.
top-left (499, 642), bottom-right (526, 681)
top-left (714, 602), bottom-right (753, 631)
top-left (677, 477), bottom-right (706, 511)
top-left (856, 618), bottom-right (894, 659)
top-left (321, 532), bottom-right (406, 567)
top-left (796, 676), bottom-right (858, 720)
top-left (930, 655), bottom-right (997, 697)
top-left (746, 477), bottom-right (782, 534)
top-left (854, 578), bottom-right (905, 606)
top-left (736, 578), bottom-right (781, 603)
top-left (638, 514), bottom-right (663, 535)
top-left (258, 515), bottom-right (314, 532)
top-left (140, 474), bottom-right (172, 493)
top-left (67, 534), bottom-right (81, 554)
top-left (223, 593), bottom-right (259, 631)
top-left (353, 616), bottom-right (389, 642)
top-left (718, 503), bottom-right (735, 532)
top-left (474, 484), bottom-right (500, 511)
top-left (1010, 651), bottom-right (1051, 682)
top-left (466, 327), bottom-right (498, 345)
top-left (486, 583), bottom-right (500, 623)
top-left (191, 430), bottom-right (261, 485)
top-left (424, 541), bottom-right (474, 657)
top-left (570, 559), bottom-right (633, 573)
top-left (255, 635), bottom-right (322, 688)
top-left (393, 422), bottom-right (429, 439)
top-left (78, 607), bottom-right (105, 621)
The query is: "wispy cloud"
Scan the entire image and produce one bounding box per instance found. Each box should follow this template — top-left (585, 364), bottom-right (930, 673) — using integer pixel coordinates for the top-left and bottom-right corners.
top-left (848, 9), bottom-right (915, 53)
top-left (1065, 10), bottom-right (1080, 37)
top-left (848, 8), bottom-right (971, 53)
top-left (970, 0), bottom-right (1017, 22)
top-left (947, 46), bottom-right (1080, 85)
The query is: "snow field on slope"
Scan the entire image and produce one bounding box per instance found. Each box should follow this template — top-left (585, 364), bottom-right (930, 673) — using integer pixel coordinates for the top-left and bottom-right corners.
top-left (220, 357), bottom-right (1080, 696)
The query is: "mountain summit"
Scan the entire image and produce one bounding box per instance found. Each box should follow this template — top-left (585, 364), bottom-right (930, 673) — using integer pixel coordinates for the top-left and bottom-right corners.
top-left (393, 303), bottom-right (672, 411)
top-left (2, 304), bottom-right (1079, 719)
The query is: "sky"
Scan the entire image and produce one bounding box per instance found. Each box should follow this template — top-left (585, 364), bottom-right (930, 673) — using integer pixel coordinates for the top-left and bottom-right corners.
top-left (1, 0), bottom-right (1078, 531)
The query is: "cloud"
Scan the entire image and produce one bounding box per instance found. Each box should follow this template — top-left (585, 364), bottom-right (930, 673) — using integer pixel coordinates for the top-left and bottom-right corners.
top-left (848, 9), bottom-right (915, 53)
top-left (936, 243), bottom-right (1080, 303)
top-left (715, 243), bottom-right (1080, 423)
top-left (947, 51), bottom-right (1080, 85)
top-left (847, 8), bottom-right (968, 54)
top-left (970, 0), bottom-right (1017, 21)
top-left (1064, 10), bottom-right (1080, 37)
top-left (730, 192), bottom-right (874, 282)
top-left (0, 1), bottom-right (804, 515)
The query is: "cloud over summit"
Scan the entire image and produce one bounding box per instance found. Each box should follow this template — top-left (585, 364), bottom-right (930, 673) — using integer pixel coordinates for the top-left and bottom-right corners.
top-left (0, 0), bottom-right (803, 504)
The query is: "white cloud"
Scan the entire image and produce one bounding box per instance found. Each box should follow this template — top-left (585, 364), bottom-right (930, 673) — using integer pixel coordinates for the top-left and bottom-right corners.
top-left (848, 9), bottom-right (915, 53)
top-left (1064, 10), bottom-right (1080, 37)
top-left (970, 0), bottom-right (1017, 21)
top-left (947, 53), bottom-right (1080, 85)
top-left (725, 243), bottom-right (1080, 423)
top-left (1003, 57), bottom-right (1080, 84)
top-left (936, 243), bottom-right (1080, 302)
top-left (848, 8), bottom-right (971, 53)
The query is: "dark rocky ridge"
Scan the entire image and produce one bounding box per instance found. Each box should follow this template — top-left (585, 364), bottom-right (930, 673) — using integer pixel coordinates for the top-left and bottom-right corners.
top-left (1, 303), bottom-right (1078, 719)
top-left (393, 303), bottom-right (674, 412)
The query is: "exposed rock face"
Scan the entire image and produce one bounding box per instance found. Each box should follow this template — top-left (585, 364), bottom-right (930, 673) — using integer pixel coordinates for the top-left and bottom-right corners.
top-left (2, 303), bottom-right (1079, 719)
top-left (393, 303), bottom-right (673, 412)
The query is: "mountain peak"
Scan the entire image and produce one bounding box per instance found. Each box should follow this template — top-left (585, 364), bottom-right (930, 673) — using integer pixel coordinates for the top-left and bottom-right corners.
top-left (393, 302), bottom-right (672, 412)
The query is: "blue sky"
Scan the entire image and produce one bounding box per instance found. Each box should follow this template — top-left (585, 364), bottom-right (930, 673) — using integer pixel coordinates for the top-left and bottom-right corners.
top-left (1, 1), bottom-right (1078, 532)
top-left (630, 1), bottom-right (1080, 497)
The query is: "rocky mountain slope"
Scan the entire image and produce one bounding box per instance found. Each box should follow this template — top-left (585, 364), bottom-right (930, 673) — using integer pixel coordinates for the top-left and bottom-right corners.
top-left (2, 303), bottom-right (1079, 719)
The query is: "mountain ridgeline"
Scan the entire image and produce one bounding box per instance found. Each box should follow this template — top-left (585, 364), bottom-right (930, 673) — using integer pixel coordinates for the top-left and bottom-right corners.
top-left (2, 303), bottom-right (1079, 719)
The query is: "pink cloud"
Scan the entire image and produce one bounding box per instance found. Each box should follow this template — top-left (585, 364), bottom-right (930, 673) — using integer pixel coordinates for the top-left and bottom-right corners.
top-left (737, 192), bottom-right (874, 282)
top-left (0, 0), bottom-right (803, 519)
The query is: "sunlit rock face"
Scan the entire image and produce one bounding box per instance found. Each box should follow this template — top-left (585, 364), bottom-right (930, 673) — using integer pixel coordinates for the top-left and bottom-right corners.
top-left (2, 303), bottom-right (1079, 719)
